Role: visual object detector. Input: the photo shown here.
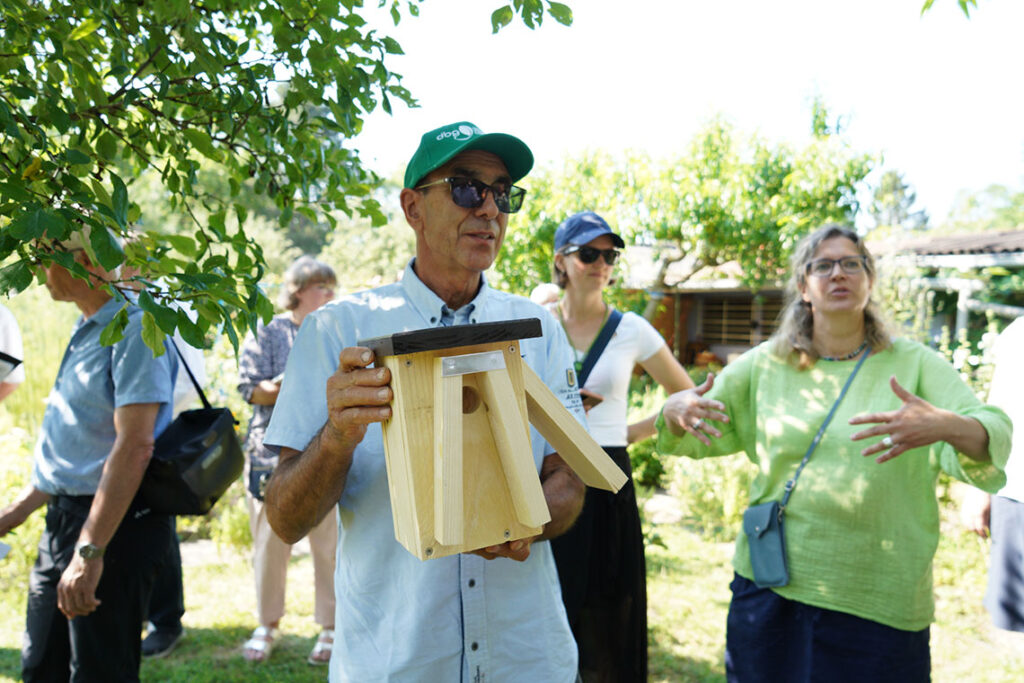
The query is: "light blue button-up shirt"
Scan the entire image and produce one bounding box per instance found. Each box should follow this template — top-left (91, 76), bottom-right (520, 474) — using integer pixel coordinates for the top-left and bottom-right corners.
top-left (265, 261), bottom-right (584, 683)
top-left (32, 298), bottom-right (177, 496)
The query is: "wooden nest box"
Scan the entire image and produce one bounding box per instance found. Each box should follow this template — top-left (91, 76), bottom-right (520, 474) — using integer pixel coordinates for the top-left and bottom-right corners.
top-left (361, 318), bottom-right (627, 560)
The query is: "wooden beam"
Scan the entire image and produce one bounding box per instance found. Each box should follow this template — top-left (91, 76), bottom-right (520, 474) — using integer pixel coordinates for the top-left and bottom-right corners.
top-left (478, 368), bottom-right (550, 529)
top-left (521, 364), bottom-right (627, 492)
top-left (433, 360), bottom-right (464, 545)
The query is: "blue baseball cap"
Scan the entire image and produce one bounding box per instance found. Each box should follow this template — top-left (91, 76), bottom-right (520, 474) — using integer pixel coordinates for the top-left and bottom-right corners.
top-left (554, 211), bottom-right (625, 251)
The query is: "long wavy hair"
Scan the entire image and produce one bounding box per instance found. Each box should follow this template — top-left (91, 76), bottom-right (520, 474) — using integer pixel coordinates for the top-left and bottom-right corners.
top-left (770, 224), bottom-right (892, 368)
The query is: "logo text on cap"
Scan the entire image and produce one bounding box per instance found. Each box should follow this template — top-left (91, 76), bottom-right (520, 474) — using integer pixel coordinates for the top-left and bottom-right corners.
top-left (436, 124), bottom-right (482, 142)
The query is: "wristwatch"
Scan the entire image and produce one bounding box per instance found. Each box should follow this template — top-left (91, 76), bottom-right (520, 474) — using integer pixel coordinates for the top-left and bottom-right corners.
top-left (75, 541), bottom-right (105, 560)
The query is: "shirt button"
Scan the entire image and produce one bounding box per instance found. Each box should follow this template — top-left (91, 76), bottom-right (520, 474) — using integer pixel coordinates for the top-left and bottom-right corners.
top-left (468, 579), bottom-right (476, 588)
top-left (471, 642), bottom-right (479, 651)
top-left (430, 317), bottom-right (437, 323)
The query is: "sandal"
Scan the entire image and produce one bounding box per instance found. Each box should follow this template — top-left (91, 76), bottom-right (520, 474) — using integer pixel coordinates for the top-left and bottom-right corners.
top-left (307, 628), bottom-right (334, 665)
top-left (243, 625), bottom-right (279, 663)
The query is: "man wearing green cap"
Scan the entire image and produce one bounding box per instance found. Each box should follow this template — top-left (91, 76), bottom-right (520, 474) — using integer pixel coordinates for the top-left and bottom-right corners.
top-left (262, 122), bottom-right (586, 681)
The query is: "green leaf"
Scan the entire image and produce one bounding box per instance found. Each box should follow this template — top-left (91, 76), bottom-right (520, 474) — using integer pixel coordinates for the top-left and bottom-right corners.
top-left (87, 220), bottom-right (125, 270)
top-left (8, 208), bottom-right (65, 240)
top-left (382, 36), bottom-right (404, 55)
top-left (137, 289), bottom-right (179, 333)
top-left (0, 181), bottom-right (33, 203)
top-left (90, 178), bottom-right (113, 208)
top-left (176, 308), bottom-right (207, 349)
top-left (168, 234), bottom-right (198, 257)
top-left (68, 17), bottom-right (102, 41)
top-left (491, 6), bottom-right (514, 33)
top-left (140, 311), bottom-right (168, 356)
top-left (183, 129), bottom-right (222, 161)
top-left (99, 306), bottom-right (129, 346)
top-left (66, 148), bottom-right (91, 165)
top-left (547, 2), bottom-right (573, 25)
top-left (96, 132), bottom-right (118, 162)
top-left (111, 173), bottom-right (128, 226)
top-left (0, 260), bottom-right (34, 294)
top-left (278, 205), bottom-right (293, 227)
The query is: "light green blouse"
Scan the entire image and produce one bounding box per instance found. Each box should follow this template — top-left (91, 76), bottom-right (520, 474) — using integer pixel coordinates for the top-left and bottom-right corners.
top-left (655, 338), bottom-right (1011, 631)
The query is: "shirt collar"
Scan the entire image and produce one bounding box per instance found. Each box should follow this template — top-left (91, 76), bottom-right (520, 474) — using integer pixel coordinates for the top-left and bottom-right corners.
top-left (400, 259), bottom-right (489, 326)
top-left (76, 294), bottom-right (131, 331)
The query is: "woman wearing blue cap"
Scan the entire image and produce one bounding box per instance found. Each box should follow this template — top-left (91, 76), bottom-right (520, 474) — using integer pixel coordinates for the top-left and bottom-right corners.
top-left (548, 211), bottom-right (695, 682)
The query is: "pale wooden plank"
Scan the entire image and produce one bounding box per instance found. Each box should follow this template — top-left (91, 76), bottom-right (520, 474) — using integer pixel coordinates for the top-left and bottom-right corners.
top-left (433, 360), bottom-right (464, 545)
top-left (521, 364), bottom-right (628, 492)
top-left (478, 367), bottom-right (551, 529)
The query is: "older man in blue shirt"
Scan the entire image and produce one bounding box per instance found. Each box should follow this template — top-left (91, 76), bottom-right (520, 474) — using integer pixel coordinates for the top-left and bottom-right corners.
top-left (263, 122), bottom-right (587, 682)
top-left (0, 243), bottom-right (177, 681)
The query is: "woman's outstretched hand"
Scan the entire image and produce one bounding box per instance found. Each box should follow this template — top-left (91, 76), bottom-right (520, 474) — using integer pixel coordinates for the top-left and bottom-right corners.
top-left (850, 375), bottom-right (975, 463)
top-left (662, 373), bottom-right (729, 445)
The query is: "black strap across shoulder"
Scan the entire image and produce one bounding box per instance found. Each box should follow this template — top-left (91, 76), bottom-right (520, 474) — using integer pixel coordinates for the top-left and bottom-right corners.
top-left (578, 309), bottom-right (623, 387)
top-left (167, 338), bottom-right (211, 410)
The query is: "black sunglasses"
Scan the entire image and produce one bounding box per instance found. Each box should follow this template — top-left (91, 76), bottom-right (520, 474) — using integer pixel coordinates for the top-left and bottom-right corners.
top-left (415, 176), bottom-right (526, 214)
top-left (563, 245), bottom-right (620, 266)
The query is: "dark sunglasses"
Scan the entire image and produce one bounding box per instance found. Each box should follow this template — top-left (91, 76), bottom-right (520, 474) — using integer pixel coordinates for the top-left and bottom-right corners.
top-left (415, 176), bottom-right (526, 214)
top-left (563, 245), bottom-right (620, 266)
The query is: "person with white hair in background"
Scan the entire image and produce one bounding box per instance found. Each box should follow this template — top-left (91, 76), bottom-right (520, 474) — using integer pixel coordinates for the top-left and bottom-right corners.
top-left (238, 255), bottom-right (339, 665)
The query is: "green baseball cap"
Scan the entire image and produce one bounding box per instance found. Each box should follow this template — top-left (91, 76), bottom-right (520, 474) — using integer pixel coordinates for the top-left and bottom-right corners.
top-left (403, 121), bottom-right (534, 189)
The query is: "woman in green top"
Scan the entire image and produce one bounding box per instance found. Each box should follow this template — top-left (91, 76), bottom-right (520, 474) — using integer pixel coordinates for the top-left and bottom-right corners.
top-left (657, 224), bottom-right (1011, 682)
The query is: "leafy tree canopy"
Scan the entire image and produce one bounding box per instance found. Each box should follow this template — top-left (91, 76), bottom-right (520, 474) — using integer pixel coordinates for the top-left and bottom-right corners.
top-left (0, 0), bottom-right (571, 354)
top-left (940, 184), bottom-right (1024, 235)
top-left (868, 169), bottom-right (928, 235)
top-left (494, 102), bottom-right (875, 304)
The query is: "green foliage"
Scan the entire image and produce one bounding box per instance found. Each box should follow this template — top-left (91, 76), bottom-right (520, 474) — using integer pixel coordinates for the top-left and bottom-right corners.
top-left (868, 169), bottom-right (928, 233)
top-left (921, 0), bottom-right (978, 17)
top-left (940, 183), bottom-right (1024, 235)
top-left (0, 0), bottom-right (568, 355)
top-left (491, 0), bottom-right (572, 33)
top-left (627, 375), bottom-right (670, 489)
top-left (495, 104), bottom-right (876, 302)
top-left (317, 179), bottom-right (415, 292)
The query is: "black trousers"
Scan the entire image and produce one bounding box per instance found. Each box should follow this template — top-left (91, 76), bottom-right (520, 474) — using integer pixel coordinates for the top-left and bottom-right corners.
top-left (146, 518), bottom-right (185, 632)
top-left (551, 447), bottom-right (647, 683)
top-left (22, 495), bottom-right (173, 683)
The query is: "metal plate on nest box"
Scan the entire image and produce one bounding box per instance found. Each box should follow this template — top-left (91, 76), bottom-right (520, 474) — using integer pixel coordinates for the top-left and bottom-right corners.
top-left (359, 318), bottom-right (542, 358)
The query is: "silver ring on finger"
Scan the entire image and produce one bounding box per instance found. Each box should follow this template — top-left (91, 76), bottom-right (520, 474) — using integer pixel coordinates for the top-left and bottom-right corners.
top-left (882, 435), bottom-right (894, 448)
top-left (692, 419), bottom-right (705, 431)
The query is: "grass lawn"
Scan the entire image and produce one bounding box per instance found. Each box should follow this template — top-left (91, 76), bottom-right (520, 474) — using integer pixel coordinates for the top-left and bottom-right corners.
top-left (2, 508), bottom-right (1023, 682)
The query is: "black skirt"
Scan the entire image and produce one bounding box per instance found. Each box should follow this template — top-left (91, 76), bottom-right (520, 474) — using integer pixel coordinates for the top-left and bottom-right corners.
top-left (551, 446), bottom-right (647, 683)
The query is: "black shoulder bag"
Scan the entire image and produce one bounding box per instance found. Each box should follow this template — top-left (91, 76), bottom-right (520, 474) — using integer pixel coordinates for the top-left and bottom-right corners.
top-left (137, 339), bottom-right (244, 515)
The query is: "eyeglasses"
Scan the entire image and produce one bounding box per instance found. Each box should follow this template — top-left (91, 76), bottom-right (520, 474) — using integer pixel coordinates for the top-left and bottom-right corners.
top-left (806, 256), bottom-right (866, 277)
top-left (415, 176), bottom-right (526, 214)
top-left (563, 245), bottom-right (620, 266)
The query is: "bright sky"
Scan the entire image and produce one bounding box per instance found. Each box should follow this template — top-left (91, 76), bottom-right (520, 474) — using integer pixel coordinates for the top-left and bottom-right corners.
top-left (354, 0), bottom-right (1024, 224)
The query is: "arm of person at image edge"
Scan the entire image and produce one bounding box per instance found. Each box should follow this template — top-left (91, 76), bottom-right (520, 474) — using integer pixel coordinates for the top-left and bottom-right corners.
top-left (960, 324), bottom-right (1020, 539)
top-left (264, 310), bottom-right (585, 562)
top-left (625, 340), bottom-right (697, 445)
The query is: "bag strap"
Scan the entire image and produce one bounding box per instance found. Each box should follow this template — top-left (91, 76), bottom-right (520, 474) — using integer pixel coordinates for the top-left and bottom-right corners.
top-left (167, 337), bottom-right (212, 410)
top-left (578, 308), bottom-right (623, 387)
top-left (780, 346), bottom-right (871, 509)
